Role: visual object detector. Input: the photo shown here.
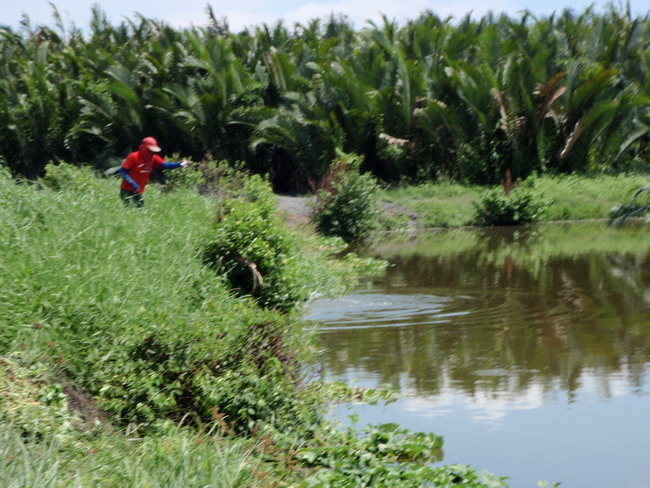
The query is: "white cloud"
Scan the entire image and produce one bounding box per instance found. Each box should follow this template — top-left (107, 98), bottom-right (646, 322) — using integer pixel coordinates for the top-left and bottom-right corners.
top-left (277, 0), bottom-right (515, 28)
top-left (197, 0), bottom-right (517, 32)
top-left (1, 0), bottom-right (647, 32)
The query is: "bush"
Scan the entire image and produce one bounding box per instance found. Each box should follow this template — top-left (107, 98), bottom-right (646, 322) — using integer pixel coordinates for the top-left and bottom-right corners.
top-left (203, 175), bottom-right (313, 311)
top-left (40, 162), bottom-right (102, 192)
top-left (473, 187), bottom-right (544, 226)
top-left (95, 310), bottom-right (319, 434)
top-left (159, 157), bottom-right (204, 192)
top-left (310, 153), bottom-right (380, 242)
top-left (162, 156), bottom-right (249, 195)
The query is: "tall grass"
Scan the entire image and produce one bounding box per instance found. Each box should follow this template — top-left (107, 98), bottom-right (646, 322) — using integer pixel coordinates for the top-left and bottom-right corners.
top-left (0, 170), bottom-right (221, 359)
top-left (0, 425), bottom-right (259, 488)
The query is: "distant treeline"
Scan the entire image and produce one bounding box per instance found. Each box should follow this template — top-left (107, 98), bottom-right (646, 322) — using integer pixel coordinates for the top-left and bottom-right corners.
top-left (1, 5), bottom-right (649, 190)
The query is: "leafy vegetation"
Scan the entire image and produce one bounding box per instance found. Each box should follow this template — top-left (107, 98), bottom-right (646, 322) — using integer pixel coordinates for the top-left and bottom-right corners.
top-left (0, 357), bottom-right (80, 441)
top-left (379, 173), bottom-right (649, 228)
top-left (0, 6), bottom-right (648, 189)
top-left (204, 174), bottom-right (310, 310)
top-left (310, 153), bottom-right (381, 242)
top-left (473, 185), bottom-right (545, 225)
top-left (0, 167), bottom-right (504, 486)
top-left (39, 161), bottom-right (103, 192)
top-left (609, 183), bottom-right (650, 226)
top-left (297, 423), bottom-right (504, 487)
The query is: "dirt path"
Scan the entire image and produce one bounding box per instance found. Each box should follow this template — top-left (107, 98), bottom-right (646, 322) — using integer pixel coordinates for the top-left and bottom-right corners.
top-left (275, 195), bottom-right (314, 227)
top-left (275, 194), bottom-right (418, 229)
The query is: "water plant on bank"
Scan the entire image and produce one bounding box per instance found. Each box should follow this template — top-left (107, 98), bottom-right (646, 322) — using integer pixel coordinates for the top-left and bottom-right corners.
top-left (295, 421), bottom-right (507, 487)
top-left (609, 183), bottom-right (650, 226)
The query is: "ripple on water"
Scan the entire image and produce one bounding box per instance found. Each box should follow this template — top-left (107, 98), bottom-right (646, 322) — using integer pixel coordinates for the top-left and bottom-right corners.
top-left (307, 287), bottom-right (599, 333)
top-left (306, 291), bottom-right (468, 331)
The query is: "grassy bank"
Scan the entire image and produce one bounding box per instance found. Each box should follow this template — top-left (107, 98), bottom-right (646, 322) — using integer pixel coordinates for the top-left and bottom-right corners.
top-left (0, 167), bottom-right (506, 487)
top-left (380, 173), bottom-right (650, 228)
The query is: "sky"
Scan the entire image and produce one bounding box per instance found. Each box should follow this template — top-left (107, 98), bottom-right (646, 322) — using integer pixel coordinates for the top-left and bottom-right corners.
top-left (1, 0), bottom-right (648, 33)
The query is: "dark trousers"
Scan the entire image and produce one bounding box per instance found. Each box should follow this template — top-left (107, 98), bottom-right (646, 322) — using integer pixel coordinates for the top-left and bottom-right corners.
top-left (120, 190), bottom-right (144, 207)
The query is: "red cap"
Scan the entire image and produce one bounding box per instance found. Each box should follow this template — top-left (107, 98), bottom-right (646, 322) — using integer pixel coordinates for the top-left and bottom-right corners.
top-left (141, 137), bottom-right (161, 152)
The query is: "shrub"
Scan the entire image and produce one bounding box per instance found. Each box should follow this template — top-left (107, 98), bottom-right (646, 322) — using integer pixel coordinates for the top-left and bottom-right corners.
top-left (203, 175), bottom-right (312, 311)
top-left (190, 325), bottom-right (317, 435)
top-left (473, 173), bottom-right (545, 226)
top-left (162, 156), bottom-right (248, 195)
top-left (159, 157), bottom-right (204, 192)
top-left (94, 309), bottom-right (319, 434)
top-left (310, 153), bottom-right (380, 242)
top-left (40, 162), bottom-right (102, 192)
top-left (473, 187), bottom-right (544, 226)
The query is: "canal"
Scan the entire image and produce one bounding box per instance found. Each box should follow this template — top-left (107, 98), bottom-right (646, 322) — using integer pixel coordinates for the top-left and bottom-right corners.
top-left (306, 223), bottom-right (650, 487)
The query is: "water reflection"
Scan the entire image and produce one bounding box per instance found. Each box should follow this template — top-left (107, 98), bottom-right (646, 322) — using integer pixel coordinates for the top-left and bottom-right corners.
top-left (308, 223), bottom-right (650, 404)
top-left (307, 223), bottom-right (650, 487)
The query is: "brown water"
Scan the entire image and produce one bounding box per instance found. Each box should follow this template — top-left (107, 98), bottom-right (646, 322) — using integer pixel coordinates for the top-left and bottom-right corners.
top-left (306, 223), bottom-right (650, 488)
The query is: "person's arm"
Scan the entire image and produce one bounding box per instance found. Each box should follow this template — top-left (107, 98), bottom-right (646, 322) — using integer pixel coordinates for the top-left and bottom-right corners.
top-left (159, 162), bottom-right (182, 169)
top-left (158, 157), bottom-right (189, 170)
top-left (118, 167), bottom-right (139, 191)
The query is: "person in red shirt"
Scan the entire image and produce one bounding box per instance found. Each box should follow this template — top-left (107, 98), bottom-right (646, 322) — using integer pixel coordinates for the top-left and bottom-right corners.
top-left (118, 136), bottom-right (188, 207)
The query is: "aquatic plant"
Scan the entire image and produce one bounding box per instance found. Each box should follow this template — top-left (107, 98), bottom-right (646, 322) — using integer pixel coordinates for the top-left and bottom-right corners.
top-left (609, 184), bottom-right (650, 226)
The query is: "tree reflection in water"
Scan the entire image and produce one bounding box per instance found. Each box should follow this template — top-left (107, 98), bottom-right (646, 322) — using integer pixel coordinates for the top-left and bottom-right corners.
top-left (309, 222), bottom-right (650, 402)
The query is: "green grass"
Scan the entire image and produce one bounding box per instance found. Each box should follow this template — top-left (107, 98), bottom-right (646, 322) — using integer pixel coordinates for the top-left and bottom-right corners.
top-left (526, 173), bottom-right (650, 221)
top-left (0, 174), bottom-right (217, 343)
top-left (380, 174), bottom-right (650, 228)
top-left (379, 182), bottom-right (483, 228)
top-left (0, 424), bottom-right (262, 488)
top-left (0, 172), bottom-right (318, 486)
top-left (0, 169), bottom-right (508, 487)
